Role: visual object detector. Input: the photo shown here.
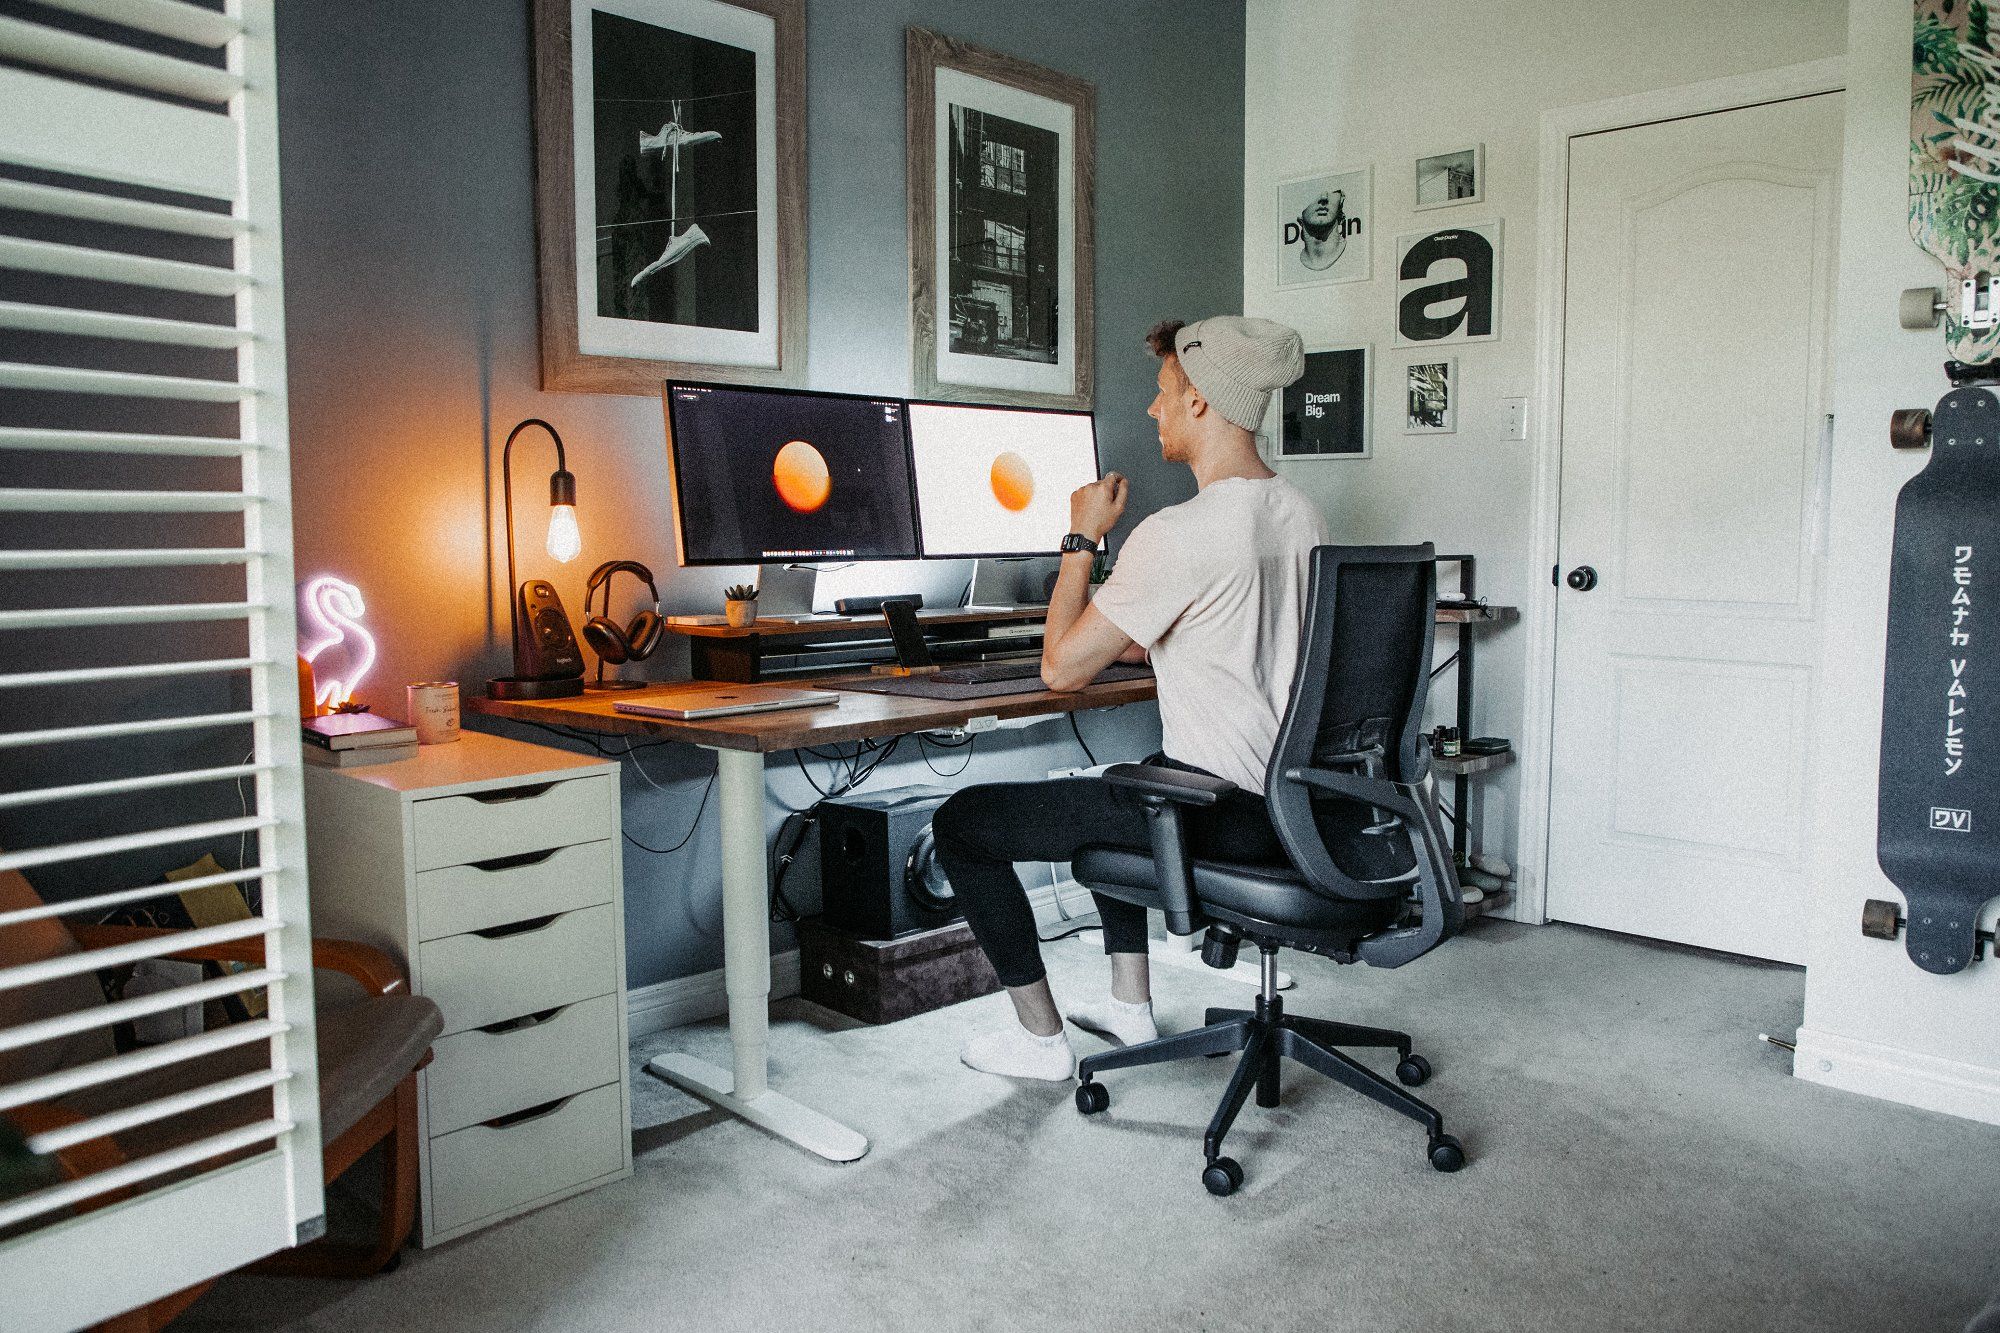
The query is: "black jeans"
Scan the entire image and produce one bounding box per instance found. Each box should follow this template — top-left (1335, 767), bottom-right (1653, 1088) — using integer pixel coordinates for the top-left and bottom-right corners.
top-left (931, 766), bottom-right (1284, 988)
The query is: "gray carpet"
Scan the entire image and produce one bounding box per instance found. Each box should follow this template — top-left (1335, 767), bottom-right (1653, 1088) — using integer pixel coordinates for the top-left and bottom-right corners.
top-left (183, 922), bottom-right (2000, 1333)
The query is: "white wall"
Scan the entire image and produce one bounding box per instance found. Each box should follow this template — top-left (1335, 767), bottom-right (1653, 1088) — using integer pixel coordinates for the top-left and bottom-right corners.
top-left (1794, 0), bottom-right (2000, 1125)
top-left (1241, 0), bottom-right (1848, 894)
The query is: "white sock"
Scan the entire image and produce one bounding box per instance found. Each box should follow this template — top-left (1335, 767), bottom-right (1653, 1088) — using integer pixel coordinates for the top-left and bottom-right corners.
top-left (1065, 995), bottom-right (1158, 1047)
top-left (959, 1022), bottom-right (1075, 1081)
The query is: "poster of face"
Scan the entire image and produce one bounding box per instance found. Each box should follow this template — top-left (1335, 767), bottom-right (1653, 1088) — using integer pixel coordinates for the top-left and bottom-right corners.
top-left (1393, 220), bottom-right (1502, 347)
top-left (534, 0), bottom-right (804, 394)
top-left (1405, 358), bottom-right (1456, 434)
top-left (1276, 346), bottom-right (1370, 460)
top-left (1275, 167), bottom-right (1371, 289)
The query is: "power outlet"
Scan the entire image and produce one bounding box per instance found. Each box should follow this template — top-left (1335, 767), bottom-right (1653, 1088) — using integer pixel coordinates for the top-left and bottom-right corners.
top-left (1500, 397), bottom-right (1528, 441)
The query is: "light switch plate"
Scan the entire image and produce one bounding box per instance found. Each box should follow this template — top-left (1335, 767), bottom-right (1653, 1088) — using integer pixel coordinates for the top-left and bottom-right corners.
top-left (1500, 397), bottom-right (1528, 440)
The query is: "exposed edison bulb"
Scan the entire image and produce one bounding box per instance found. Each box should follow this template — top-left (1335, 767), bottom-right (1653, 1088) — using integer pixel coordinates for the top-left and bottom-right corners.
top-left (546, 503), bottom-right (581, 563)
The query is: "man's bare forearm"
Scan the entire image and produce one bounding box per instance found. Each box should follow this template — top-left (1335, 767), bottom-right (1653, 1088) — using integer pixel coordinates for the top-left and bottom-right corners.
top-left (1040, 550), bottom-right (1097, 674)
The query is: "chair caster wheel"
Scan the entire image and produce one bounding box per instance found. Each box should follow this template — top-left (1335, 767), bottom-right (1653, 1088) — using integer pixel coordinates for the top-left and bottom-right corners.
top-left (1428, 1134), bottom-right (1466, 1173)
top-left (1075, 1081), bottom-right (1109, 1115)
top-left (1396, 1054), bottom-right (1431, 1086)
top-left (1202, 1156), bottom-right (1244, 1196)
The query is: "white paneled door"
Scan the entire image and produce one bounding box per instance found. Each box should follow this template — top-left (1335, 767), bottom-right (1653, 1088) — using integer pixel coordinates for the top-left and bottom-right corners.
top-left (1546, 93), bottom-right (1843, 964)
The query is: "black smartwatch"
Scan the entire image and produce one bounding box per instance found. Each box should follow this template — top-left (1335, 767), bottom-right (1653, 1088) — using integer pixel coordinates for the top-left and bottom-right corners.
top-left (1059, 532), bottom-right (1098, 554)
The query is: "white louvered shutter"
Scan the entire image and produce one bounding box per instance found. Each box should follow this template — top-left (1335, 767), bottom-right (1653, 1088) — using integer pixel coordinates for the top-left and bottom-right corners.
top-left (0, 2), bottom-right (323, 1329)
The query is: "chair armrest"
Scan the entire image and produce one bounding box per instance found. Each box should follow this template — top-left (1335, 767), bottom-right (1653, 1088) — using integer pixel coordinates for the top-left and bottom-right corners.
top-left (1101, 762), bottom-right (1235, 806)
top-left (7, 1103), bottom-right (131, 1204)
top-left (1098, 764), bottom-right (1231, 936)
top-left (1282, 765), bottom-right (1424, 823)
top-left (67, 925), bottom-right (409, 997)
top-left (1280, 765), bottom-right (1464, 968)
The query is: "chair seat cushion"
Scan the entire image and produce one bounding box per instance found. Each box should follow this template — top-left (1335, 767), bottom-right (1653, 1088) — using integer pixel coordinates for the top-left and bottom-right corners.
top-left (56, 992), bottom-right (442, 1160)
top-left (1072, 847), bottom-right (1403, 938)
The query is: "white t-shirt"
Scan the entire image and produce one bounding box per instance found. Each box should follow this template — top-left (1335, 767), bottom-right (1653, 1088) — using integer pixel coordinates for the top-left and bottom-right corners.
top-left (1090, 476), bottom-right (1331, 793)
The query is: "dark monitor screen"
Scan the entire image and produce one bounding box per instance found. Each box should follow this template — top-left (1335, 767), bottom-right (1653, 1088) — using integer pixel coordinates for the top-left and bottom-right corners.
top-left (664, 382), bottom-right (921, 566)
top-left (905, 401), bottom-right (1101, 558)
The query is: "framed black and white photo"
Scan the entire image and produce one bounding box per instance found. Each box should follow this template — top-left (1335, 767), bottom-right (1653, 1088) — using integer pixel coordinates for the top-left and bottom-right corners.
top-left (532, 0), bottom-right (805, 395)
top-left (1393, 220), bottom-right (1502, 347)
top-left (1404, 358), bottom-right (1456, 434)
top-left (1274, 346), bottom-right (1370, 461)
top-left (907, 28), bottom-right (1095, 410)
top-left (1415, 144), bottom-right (1483, 210)
top-left (1274, 166), bottom-right (1371, 289)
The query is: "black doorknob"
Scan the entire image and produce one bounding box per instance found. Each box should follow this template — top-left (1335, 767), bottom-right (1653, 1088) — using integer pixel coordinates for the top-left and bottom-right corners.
top-left (1566, 566), bottom-right (1598, 591)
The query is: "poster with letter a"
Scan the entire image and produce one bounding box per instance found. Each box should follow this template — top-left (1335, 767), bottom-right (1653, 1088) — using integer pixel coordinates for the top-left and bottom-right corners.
top-left (1393, 220), bottom-right (1502, 347)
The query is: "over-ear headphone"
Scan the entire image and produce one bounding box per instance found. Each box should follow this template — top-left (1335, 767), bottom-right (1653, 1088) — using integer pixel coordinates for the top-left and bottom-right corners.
top-left (581, 560), bottom-right (664, 668)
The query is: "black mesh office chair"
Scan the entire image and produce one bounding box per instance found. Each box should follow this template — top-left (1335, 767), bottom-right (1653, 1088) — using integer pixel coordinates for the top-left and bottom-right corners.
top-left (1070, 543), bottom-right (1467, 1195)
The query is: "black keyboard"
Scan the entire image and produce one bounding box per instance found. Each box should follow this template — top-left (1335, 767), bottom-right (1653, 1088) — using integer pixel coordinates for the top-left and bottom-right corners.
top-left (929, 659), bottom-right (1044, 685)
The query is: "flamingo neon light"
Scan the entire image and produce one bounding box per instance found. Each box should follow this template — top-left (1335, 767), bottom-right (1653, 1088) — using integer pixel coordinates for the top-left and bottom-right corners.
top-left (299, 575), bottom-right (378, 710)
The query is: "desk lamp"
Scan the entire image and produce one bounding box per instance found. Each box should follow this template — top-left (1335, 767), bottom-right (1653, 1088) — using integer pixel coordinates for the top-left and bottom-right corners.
top-left (487, 417), bottom-right (588, 701)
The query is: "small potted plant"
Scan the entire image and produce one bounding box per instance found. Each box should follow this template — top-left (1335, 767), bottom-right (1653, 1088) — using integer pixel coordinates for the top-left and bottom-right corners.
top-left (723, 583), bottom-right (759, 628)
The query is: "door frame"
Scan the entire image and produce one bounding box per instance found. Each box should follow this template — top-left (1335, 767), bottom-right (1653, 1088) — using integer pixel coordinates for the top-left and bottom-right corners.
top-left (1514, 56), bottom-right (1846, 925)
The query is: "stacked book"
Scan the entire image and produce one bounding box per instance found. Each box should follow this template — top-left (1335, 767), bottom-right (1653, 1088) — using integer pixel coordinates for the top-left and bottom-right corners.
top-left (302, 712), bottom-right (419, 767)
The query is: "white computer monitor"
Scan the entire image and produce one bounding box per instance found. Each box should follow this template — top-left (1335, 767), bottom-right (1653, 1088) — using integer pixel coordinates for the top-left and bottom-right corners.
top-left (905, 402), bottom-right (1101, 559)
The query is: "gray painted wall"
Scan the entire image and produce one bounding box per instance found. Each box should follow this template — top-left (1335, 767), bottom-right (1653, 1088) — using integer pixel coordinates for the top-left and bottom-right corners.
top-left (270, 0), bottom-right (1245, 987)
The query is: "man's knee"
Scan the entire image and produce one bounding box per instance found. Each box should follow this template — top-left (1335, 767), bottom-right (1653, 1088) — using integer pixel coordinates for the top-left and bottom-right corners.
top-left (932, 783), bottom-right (1000, 853)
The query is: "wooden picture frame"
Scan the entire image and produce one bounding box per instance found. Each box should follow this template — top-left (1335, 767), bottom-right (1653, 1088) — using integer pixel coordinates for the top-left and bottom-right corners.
top-left (532, 0), bottom-right (805, 395)
top-left (906, 27), bottom-right (1095, 410)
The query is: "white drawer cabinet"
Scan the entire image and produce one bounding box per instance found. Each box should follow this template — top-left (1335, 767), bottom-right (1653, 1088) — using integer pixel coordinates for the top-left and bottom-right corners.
top-left (304, 731), bottom-right (632, 1247)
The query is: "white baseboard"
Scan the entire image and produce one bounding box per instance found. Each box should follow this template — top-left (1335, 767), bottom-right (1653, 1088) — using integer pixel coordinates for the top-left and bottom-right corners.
top-left (627, 950), bottom-right (803, 1039)
top-left (1793, 1026), bottom-right (2000, 1127)
top-left (626, 881), bottom-right (1085, 1038)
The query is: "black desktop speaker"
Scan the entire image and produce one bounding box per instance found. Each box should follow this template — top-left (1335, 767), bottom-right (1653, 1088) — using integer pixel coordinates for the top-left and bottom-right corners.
top-left (817, 784), bottom-right (959, 940)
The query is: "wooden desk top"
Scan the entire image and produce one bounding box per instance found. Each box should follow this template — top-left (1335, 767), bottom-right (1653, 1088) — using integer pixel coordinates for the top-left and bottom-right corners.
top-left (464, 673), bottom-right (1157, 753)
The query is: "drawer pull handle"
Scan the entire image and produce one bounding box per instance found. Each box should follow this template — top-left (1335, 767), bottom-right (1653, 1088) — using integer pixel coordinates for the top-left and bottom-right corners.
top-left (481, 1095), bottom-right (574, 1130)
top-left (467, 782), bottom-right (558, 805)
top-left (471, 913), bottom-right (561, 940)
top-left (467, 847), bottom-right (561, 873)
top-left (477, 1005), bottom-right (568, 1035)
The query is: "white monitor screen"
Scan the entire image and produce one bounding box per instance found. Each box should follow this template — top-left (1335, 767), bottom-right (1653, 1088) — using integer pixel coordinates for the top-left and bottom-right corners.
top-left (906, 403), bottom-right (1100, 558)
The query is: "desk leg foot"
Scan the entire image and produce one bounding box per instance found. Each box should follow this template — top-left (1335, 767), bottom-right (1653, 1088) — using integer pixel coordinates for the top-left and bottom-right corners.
top-left (1148, 938), bottom-right (1293, 991)
top-left (646, 1053), bottom-right (870, 1163)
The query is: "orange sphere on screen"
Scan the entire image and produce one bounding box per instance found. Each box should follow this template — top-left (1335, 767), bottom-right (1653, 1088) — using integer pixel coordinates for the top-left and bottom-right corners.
top-left (990, 451), bottom-right (1034, 512)
top-left (771, 439), bottom-right (831, 513)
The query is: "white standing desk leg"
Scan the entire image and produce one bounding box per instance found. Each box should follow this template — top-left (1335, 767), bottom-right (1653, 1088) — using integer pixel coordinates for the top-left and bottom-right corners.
top-left (645, 747), bottom-right (869, 1163)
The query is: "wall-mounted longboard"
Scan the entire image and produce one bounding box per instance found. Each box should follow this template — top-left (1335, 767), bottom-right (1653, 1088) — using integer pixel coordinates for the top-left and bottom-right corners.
top-left (1877, 385), bottom-right (2000, 974)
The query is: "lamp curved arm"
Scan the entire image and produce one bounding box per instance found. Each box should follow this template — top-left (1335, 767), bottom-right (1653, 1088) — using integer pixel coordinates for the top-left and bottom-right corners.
top-left (501, 419), bottom-right (574, 648)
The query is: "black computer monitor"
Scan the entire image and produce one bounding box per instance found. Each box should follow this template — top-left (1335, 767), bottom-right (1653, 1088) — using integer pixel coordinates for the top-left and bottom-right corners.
top-left (664, 382), bottom-right (922, 566)
top-left (905, 402), bottom-right (1101, 559)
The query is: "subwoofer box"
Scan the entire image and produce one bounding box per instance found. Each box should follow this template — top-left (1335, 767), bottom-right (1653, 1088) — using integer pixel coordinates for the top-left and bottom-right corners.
top-left (816, 783), bottom-right (959, 939)
top-left (797, 917), bottom-right (1000, 1025)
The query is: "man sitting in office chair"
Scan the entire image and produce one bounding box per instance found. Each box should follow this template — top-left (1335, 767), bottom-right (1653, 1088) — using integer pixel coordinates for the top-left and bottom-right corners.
top-left (935, 315), bottom-right (1329, 1079)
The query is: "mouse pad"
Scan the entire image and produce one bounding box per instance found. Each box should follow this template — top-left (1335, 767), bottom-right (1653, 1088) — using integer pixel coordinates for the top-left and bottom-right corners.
top-left (1877, 384), bottom-right (2000, 973)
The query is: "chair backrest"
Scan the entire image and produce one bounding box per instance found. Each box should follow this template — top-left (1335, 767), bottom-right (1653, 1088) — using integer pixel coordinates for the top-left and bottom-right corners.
top-left (1264, 545), bottom-right (1451, 920)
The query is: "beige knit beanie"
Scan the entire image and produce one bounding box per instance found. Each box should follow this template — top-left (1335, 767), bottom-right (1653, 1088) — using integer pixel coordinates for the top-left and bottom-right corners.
top-left (1172, 316), bottom-right (1307, 433)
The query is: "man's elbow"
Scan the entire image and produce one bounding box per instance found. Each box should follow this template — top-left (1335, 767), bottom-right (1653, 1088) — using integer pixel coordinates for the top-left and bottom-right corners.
top-left (1041, 659), bottom-right (1090, 693)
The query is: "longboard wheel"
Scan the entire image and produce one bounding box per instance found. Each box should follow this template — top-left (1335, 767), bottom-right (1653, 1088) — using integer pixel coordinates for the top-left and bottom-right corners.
top-left (1900, 285), bottom-right (1944, 330)
top-left (1861, 899), bottom-right (1903, 940)
top-left (1889, 408), bottom-right (1933, 450)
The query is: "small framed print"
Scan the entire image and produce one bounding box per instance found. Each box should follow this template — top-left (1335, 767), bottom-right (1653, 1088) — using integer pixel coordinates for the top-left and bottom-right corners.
top-left (1405, 358), bottom-right (1456, 434)
top-left (1275, 166), bottom-right (1371, 289)
top-left (1415, 144), bottom-right (1483, 211)
top-left (1276, 345), bottom-right (1370, 461)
